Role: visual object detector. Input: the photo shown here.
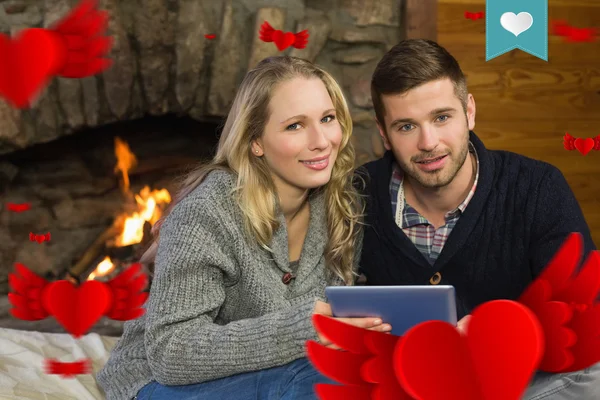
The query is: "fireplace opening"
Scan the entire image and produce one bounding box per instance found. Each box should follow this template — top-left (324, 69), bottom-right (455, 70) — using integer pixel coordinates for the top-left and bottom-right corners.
top-left (0, 114), bottom-right (222, 335)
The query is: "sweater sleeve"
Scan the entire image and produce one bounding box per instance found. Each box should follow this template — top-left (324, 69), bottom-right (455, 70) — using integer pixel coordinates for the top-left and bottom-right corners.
top-left (144, 196), bottom-right (319, 386)
top-left (529, 166), bottom-right (597, 278)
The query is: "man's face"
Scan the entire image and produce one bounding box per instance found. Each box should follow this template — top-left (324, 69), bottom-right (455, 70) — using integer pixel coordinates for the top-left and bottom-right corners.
top-left (377, 78), bottom-right (476, 189)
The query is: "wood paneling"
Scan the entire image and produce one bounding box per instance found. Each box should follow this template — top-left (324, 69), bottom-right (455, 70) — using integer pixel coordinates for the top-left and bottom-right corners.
top-left (405, 0), bottom-right (438, 40)
top-left (437, 0), bottom-right (600, 245)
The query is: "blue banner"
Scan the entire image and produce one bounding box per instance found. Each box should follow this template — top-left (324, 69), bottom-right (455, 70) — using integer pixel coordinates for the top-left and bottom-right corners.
top-left (486, 0), bottom-right (548, 61)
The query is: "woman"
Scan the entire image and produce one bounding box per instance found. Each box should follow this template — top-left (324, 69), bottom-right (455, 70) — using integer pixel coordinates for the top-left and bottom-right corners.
top-left (96, 56), bottom-right (391, 400)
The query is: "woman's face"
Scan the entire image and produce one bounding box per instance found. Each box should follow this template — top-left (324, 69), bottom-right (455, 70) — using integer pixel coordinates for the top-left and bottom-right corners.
top-left (253, 77), bottom-right (343, 198)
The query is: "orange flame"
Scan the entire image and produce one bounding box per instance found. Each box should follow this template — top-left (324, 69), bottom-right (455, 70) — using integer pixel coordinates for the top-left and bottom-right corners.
top-left (87, 256), bottom-right (115, 281)
top-left (112, 137), bottom-right (171, 246)
top-left (114, 137), bottom-right (137, 192)
top-left (116, 186), bottom-right (171, 246)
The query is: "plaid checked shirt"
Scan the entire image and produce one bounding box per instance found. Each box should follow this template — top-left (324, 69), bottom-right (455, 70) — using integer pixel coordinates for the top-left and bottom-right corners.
top-left (390, 142), bottom-right (480, 265)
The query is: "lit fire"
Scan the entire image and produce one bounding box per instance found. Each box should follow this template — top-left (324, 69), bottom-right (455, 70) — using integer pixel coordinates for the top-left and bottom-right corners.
top-left (87, 136), bottom-right (171, 280)
top-left (87, 256), bottom-right (115, 281)
top-left (116, 186), bottom-right (171, 247)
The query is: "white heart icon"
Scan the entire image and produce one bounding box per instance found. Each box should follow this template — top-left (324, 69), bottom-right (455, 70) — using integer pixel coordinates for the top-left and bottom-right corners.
top-left (500, 12), bottom-right (534, 37)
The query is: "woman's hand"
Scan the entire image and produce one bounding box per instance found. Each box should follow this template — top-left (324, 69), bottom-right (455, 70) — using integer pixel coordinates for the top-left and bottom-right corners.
top-left (312, 300), bottom-right (392, 349)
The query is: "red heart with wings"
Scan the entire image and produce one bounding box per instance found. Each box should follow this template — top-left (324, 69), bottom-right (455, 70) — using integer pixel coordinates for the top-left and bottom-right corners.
top-left (8, 262), bottom-right (148, 338)
top-left (307, 234), bottom-right (600, 400)
top-left (307, 301), bottom-right (543, 400)
top-left (0, 0), bottom-right (113, 109)
top-left (563, 133), bottom-right (600, 155)
top-left (258, 21), bottom-right (309, 52)
top-left (0, 29), bottom-right (66, 108)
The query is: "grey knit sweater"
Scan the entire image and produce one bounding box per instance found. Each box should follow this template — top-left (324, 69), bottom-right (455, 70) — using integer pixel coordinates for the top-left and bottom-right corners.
top-left (96, 169), bottom-right (357, 400)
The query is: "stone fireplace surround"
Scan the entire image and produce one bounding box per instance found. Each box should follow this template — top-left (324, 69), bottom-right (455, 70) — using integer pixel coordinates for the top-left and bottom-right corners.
top-left (0, 0), bottom-right (403, 335)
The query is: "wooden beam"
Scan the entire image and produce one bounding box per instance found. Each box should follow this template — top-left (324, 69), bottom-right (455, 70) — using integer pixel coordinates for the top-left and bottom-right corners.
top-left (404, 0), bottom-right (438, 41)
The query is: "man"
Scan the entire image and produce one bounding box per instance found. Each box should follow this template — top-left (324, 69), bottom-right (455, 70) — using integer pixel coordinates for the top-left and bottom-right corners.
top-left (355, 39), bottom-right (600, 399)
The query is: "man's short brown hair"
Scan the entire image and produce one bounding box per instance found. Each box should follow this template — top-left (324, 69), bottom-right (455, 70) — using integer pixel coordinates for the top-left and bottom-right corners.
top-left (371, 39), bottom-right (468, 130)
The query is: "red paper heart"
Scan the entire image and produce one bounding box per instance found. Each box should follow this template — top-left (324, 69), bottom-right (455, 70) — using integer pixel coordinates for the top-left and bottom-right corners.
top-left (42, 280), bottom-right (111, 338)
top-left (36, 236), bottom-right (44, 244)
top-left (272, 30), bottom-right (295, 51)
top-left (43, 358), bottom-right (91, 378)
top-left (204, 34), bottom-right (216, 39)
top-left (574, 138), bottom-right (594, 155)
top-left (394, 300), bottom-right (544, 400)
top-left (0, 28), bottom-right (67, 108)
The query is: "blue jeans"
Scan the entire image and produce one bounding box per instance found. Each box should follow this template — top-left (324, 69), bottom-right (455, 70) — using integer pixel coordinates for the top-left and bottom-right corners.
top-left (522, 361), bottom-right (600, 400)
top-left (134, 357), bottom-right (336, 400)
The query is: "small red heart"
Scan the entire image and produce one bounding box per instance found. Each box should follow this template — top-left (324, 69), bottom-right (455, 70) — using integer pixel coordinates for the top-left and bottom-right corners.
top-left (7, 202), bottom-right (31, 212)
top-left (36, 236), bottom-right (44, 244)
top-left (44, 358), bottom-right (91, 378)
top-left (394, 300), bottom-right (544, 400)
top-left (0, 28), bottom-right (67, 108)
top-left (42, 280), bottom-right (111, 338)
top-left (204, 34), bottom-right (216, 40)
top-left (272, 30), bottom-right (295, 51)
top-left (574, 137), bottom-right (594, 155)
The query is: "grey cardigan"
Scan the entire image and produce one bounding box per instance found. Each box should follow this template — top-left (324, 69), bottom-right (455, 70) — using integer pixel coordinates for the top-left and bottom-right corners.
top-left (96, 169), bottom-right (358, 400)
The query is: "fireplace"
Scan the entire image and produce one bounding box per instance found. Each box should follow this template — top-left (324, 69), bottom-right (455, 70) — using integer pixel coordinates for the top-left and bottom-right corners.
top-left (0, 115), bottom-right (220, 335)
top-left (0, 0), bottom-right (408, 336)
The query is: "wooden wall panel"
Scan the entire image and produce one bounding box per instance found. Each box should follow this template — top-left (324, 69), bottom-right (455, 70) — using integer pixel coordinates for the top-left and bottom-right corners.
top-left (405, 0), bottom-right (438, 40)
top-left (437, 0), bottom-right (600, 245)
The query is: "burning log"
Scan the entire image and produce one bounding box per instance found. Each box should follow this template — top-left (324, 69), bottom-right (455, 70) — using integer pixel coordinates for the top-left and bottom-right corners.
top-left (66, 221), bottom-right (121, 282)
top-left (75, 217), bottom-right (155, 284)
top-left (106, 242), bottom-right (137, 261)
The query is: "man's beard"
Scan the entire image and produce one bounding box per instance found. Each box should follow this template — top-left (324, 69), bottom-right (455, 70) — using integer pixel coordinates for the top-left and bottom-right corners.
top-left (397, 130), bottom-right (470, 189)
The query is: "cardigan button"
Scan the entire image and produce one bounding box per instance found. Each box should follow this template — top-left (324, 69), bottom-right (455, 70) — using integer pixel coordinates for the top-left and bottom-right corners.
top-left (429, 272), bottom-right (442, 285)
top-left (282, 272), bottom-right (295, 285)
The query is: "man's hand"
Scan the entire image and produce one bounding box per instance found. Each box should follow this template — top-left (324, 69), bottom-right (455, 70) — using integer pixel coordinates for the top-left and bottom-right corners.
top-left (313, 300), bottom-right (392, 350)
top-left (457, 315), bottom-right (472, 335)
